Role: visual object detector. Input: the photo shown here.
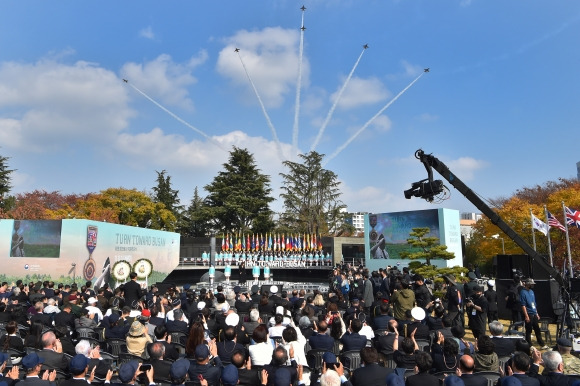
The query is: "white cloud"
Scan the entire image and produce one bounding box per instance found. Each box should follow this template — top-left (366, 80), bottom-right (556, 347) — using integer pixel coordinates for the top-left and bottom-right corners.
top-left (401, 60), bottom-right (423, 77)
top-left (371, 115), bottom-right (392, 132)
top-left (446, 156), bottom-right (488, 180)
top-left (139, 26), bottom-right (155, 40)
top-left (334, 76), bottom-right (389, 109)
top-left (120, 52), bottom-right (208, 111)
top-left (216, 27), bottom-right (309, 108)
top-left (417, 113), bottom-right (439, 122)
top-left (0, 59), bottom-right (132, 152)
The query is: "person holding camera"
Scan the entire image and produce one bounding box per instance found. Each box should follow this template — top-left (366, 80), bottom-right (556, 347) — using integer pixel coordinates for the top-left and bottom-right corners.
top-left (465, 285), bottom-right (488, 339)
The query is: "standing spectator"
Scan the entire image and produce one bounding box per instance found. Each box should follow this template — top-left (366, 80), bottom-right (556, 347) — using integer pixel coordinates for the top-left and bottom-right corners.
top-left (484, 280), bottom-right (498, 323)
top-left (465, 285), bottom-right (488, 339)
top-left (362, 273), bottom-right (374, 313)
top-left (520, 279), bottom-right (547, 349)
top-left (505, 276), bottom-right (523, 328)
top-left (444, 275), bottom-right (465, 328)
top-left (391, 280), bottom-right (415, 322)
top-left (123, 272), bottom-right (143, 308)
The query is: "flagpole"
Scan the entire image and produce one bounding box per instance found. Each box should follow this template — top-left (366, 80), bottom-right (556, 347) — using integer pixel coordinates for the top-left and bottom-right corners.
top-left (544, 205), bottom-right (554, 266)
top-left (562, 201), bottom-right (573, 278)
top-left (530, 208), bottom-right (537, 251)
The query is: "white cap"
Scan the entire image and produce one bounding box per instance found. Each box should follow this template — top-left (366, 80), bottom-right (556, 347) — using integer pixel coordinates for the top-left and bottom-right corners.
top-left (411, 307), bottom-right (426, 321)
top-left (225, 313), bottom-right (240, 327)
top-left (221, 303), bottom-right (230, 313)
top-left (488, 280), bottom-right (495, 287)
top-left (270, 285), bottom-right (278, 294)
top-left (276, 306), bottom-right (284, 315)
top-left (87, 297), bottom-right (97, 304)
top-left (197, 301), bottom-right (206, 310)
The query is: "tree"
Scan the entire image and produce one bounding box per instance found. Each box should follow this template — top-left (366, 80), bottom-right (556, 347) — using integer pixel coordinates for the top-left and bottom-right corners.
top-left (8, 190), bottom-right (86, 219)
top-left (151, 170), bottom-right (182, 216)
top-left (203, 147), bottom-right (274, 234)
top-left (279, 151), bottom-right (345, 235)
top-left (400, 227), bottom-right (455, 266)
top-left (179, 187), bottom-right (211, 237)
top-left (46, 188), bottom-right (177, 231)
top-left (0, 153), bottom-right (15, 213)
top-left (468, 178), bottom-right (580, 273)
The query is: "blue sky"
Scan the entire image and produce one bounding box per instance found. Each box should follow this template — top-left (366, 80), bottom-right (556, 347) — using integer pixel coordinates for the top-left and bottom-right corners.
top-left (0, 1), bottom-right (579, 216)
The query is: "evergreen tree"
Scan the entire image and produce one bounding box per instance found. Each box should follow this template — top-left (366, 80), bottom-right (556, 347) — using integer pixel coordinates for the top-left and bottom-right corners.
top-left (203, 147), bottom-right (274, 234)
top-left (399, 227), bottom-right (455, 266)
top-left (179, 187), bottom-right (211, 237)
top-left (0, 153), bottom-right (15, 212)
top-left (151, 170), bottom-right (181, 215)
top-left (279, 151), bottom-right (345, 235)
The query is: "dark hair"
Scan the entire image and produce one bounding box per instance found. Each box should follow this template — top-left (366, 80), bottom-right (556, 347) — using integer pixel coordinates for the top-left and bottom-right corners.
top-left (330, 318), bottom-right (342, 340)
top-left (515, 339), bottom-right (531, 356)
top-left (28, 322), bottom-right (44, 349)
top-left (401, 337), bottom-right (415, 354)
top-left (274, 314), bottom-right (283, 325)
top-left (252, 324), bottom-right (268, 344)
top-left (224, 326), bottom-right (236, 341)
top-left (476, 335), bottom-right (495, 355)
top-left (512, 352), bottom-right (530, 372)
top-left (154, 325), bottom-right (168, 339)
top-left (415, 351), bottom-right (433, 373)
top-left (443, 338), bottom-right (459, 357)
top-left (282, 326), bottom-right (297, 343)
top-left (360, 347), bottom-right (379, 364)
top-left (351, 319), bottom-right (362, 333)
top-left (451, 325), bottom-right (466, 339)
top-left (231, 349), bottom-right (246, 368)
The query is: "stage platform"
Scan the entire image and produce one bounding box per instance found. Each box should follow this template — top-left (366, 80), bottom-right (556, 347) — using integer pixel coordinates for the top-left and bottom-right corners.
top-left (164, 259), bottom-right (334, 287)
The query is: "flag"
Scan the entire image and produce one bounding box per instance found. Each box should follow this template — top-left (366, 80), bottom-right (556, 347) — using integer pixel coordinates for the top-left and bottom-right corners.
top-left (221, 233), bottom-right (226, 251)
top-left (566, 206), bottom-right (580, 229)
top-left (548, 211), bottom-right (566, 232)
top-left (268, 233), bottom-right (272, 250)
top-left (531, 214), bottom-right (548, 236)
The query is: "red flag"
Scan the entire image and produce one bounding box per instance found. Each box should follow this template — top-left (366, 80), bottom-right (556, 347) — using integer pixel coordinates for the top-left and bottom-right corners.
top-left (548, 211), bottom-right (566, 232)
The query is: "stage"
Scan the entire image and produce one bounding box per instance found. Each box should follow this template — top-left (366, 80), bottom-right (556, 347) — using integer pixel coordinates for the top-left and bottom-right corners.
top-left (163, 259), bottom-right (334, 287)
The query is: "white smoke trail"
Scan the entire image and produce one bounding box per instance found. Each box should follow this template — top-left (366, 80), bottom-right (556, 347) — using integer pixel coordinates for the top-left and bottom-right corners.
top-left (311, 47), bottom-right (366, 152)
top-left (124, 80), bottom-right (227, 151)
top-left (236, 51), bottom-right (285, 160)
top-left (292, 11), bottom-right (306, 156)
top-left (324, 73), bottom-right (424, 165)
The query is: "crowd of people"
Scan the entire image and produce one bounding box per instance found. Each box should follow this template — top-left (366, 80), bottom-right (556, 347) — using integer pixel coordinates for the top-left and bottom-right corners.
top-left (0, 264), bottom-right (579, 386)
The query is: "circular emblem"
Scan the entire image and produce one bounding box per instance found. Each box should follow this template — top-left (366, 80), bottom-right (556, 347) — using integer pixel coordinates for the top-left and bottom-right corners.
top-left (112, 261), bottom-right (132, 282)
top-left (84, 259), bottom-right (96, 281)
top-left (133, 259), bottom-right (153, 279)
top-left (24, 264), bottom-right (29, 270)
top-left (369, 230), bottom-right (378, 242)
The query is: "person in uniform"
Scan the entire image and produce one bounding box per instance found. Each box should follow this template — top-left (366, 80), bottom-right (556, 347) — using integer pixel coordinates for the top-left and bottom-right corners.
top-left (554, 337), bottom-right (580, 375)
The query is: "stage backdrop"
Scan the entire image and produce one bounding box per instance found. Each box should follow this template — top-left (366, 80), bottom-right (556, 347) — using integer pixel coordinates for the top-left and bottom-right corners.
top-left (364, 208), bottom-right (462, 271)
top-left (0, 219), bottom-right (180, 287)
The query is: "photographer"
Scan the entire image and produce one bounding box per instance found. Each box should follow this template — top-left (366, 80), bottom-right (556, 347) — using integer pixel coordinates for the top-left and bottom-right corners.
top-left (465, 285), bottom-right (488, 339)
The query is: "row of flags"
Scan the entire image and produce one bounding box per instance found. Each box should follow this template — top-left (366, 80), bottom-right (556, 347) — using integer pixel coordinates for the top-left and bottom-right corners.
top-left (220, 233), bottom-right (323, 253)
top-left (531, 205), bottom-right (580, 235)
top-left (529, 202), bottom-right (580, 276)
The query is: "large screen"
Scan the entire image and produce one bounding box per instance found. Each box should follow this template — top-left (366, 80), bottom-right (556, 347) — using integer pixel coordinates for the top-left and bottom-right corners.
top-left (10, 220), bottom-right (62, 257)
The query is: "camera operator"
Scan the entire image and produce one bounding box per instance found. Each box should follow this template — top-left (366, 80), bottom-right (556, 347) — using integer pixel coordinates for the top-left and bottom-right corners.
top-left (465, 285), bottom-right (488, 339)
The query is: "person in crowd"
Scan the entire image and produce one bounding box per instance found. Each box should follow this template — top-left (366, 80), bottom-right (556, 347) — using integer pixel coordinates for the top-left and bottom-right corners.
top-left (456, 355), bottom-right (487, 386)
top-left (231, 349), bottom-right (261, 386)
top-left (473, 335), bottom-right (499, 373)
top-left (216, 326), bottom-right (246, 364)
top-left (126, 320), bottom-right (153, 358)
top-left (500, 352), bottom-right (539, 386)
top-left (465, 285), bottom-right (488, 339)
top-left (391, 280), bottom-right (415, 321)
top-left (520, 278), bottom-right (547, 349)
top-left (406, 351), bottom-right (439, 386)
top-left (147, 341), bottom-right (173, 381)
top-left (185, 322), bottom-right (207, 358)
top-left (444, 275), bottom-right (465, 328)
top-left (431, 331), bottom-right (461, 373)
top-left (485, 280), bottom-right (499, 322)
top-left (553, 337), bottom-right (580, 375)
top-left (249, 324), bottom-right (274, 367)
top-left (340, 319), bottom-right (367, 353)
top-left (1, 320), bottom-right (24, 352)
top-left (309, 320), bottom-right (335, 352)
top-left (489, 320), bottom-right (516, 358)
top-left (451, 325), bottom-right (475, 355)
top-left (350, 347), bottom-right (393, 386)
top-left (187, 342), bottom-right (223, 385)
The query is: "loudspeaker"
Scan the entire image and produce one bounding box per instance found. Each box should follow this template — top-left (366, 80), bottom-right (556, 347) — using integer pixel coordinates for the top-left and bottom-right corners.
top-left (533, 279), bottom-right (560, 320)
top-left (495, 255), bottom-right (532, 279)
top-left (531, 257), bottom-right (553, 280)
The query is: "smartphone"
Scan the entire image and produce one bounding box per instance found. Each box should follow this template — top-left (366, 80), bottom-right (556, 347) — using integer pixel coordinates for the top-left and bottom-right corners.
top-left (198, 374), bottom-right (204, 381)
top-left (140, 364), bottom-right (152, 371)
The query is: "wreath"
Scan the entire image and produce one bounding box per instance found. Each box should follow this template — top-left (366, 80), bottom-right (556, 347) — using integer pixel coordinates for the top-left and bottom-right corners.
top-left (111, 260), bottom-right (132, 282)
top-left (133, 258), bottom-right (153, 279)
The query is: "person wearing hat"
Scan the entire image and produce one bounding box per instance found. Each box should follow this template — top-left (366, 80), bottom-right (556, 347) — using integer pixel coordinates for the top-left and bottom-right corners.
top-left (74, 307), bottom-right (98, 330)
top-left (126, 320), bottom-right (152, 358)
top-left (406, 307), bottom-right (430, 340)
top-left (520, 278), bottom-right (547, 349)
top-left (84, 297), bottom-right (103, 323)
top-left (464, 272), bottom-right (479, 300)
top-left (19, 352), bottom-right (57, 386)
top-left (484, 280), bottom-right (498, 323)
top-left (169, 358), bottom-right (190, 385)
top-left (187, 342), bottom-right (222, 386)
top-left (167, 298), bottom-right (189, 324)
top-left (465, 285), bottom-right (488, 339)
top-left (117, 360), bottom-right (154, 386)
top-left (58, 354), bottom-right (96, 386)
top-left (444, 275), bottom-right (466, 328)
top-left (220, 364), bottom-right (238, 386)
top-left (554, 337), bottom-right (580, 375)
top-left (65, 294), bottom-right (83, 318)
top-left (0, 352), bottom-right (19, 386)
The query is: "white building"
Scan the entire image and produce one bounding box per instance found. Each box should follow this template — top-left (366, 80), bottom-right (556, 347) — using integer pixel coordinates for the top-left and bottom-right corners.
top-left (460, 212), bottom-right (482, 240)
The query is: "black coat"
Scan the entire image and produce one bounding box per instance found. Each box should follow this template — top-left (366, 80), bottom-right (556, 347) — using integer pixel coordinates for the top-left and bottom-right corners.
top-left (351, 363), bottom-right (393, 386)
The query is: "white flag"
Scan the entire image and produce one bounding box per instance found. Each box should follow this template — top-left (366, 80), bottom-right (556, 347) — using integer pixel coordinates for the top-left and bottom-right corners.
top-left (532, 214), bottom-right (548, 236)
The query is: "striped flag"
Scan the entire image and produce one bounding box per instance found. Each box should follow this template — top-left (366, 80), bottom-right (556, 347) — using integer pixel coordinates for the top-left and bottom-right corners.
top-left (548, 211), bottom-right (566, 232)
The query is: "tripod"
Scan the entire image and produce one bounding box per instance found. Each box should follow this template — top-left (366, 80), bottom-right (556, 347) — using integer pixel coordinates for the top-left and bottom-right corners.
top-left (556, 276), bottom-right (580, 341)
